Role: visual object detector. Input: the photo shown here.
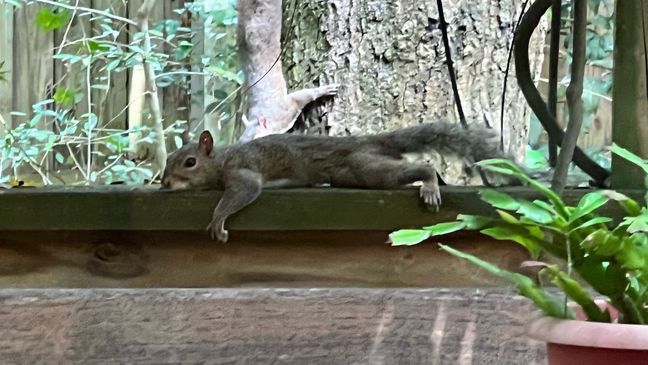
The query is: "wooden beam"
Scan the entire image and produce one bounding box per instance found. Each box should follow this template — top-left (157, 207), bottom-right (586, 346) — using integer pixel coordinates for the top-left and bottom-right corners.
top-left (0, 230), bottom-right (529, 288)
top-left (612, 0), bottom-right (648, 188)
top-left (0, 186), bottom-right (638, 231)
top-left (0, 288), bottom-right (547, 364)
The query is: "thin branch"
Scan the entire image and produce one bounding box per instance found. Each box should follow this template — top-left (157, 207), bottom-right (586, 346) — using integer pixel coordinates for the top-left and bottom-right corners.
top-left (137, 0), bottom-right (167, 174)
top-left (85, 54), bottom-right (92, 183)
top-left (548, 0), bottom-right (561, 167)
top-left (66, 143), bottom-right (87, 179)
top-left (33, 0), bottom-right (138, 26)
top-left (514, 0), bottom-right (609, 186)
top-left (105, 90), bottom-right (150, 127)
top-left (56, 0), bottom-right (79, 55)
top-left (551, 0), bottom-right (587, 194)
top-left (435, 0), bottom-right (467, 128)
top-left (155, 71), bottom-right (211, 79)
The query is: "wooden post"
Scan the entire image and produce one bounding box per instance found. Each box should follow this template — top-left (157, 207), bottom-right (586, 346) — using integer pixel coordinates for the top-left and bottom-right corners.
top-left (611, 1), bottom-right (648, 188)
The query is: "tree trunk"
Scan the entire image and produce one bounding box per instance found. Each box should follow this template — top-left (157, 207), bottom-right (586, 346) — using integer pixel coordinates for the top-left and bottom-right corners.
top-left (284, 0), bottom-right (546, 185)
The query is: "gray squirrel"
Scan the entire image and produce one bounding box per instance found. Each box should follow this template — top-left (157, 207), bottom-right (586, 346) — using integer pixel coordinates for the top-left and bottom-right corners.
top-left (161, 122), bottom-right (511, 242)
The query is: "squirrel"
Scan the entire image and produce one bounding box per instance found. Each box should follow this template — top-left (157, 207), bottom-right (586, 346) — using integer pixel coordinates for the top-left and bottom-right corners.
top-left (161, 122), bottom-right (512, 242)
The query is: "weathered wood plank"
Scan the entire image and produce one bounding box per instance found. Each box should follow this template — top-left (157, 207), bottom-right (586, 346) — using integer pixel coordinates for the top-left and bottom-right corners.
top-left (0, 2), bottom-right (13, 134)
top-left (0, 186), bottom-right (639, 231)
top-left (162, 0), bottom-right (189, 152)
top-left (12, 3), bottom-right (53, 123)
top-left (92, 0), bottom-right (129, 130)
top-left (0, 288), bottom-right (547, 364)
top-left (0, 230), bottom-right (529, 288)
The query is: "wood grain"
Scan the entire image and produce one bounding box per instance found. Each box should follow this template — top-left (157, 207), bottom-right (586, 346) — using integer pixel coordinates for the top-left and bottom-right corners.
top-left (0, 288), bottom-right (547, 364)
top-left (0, 230), bottom-right (529, 288)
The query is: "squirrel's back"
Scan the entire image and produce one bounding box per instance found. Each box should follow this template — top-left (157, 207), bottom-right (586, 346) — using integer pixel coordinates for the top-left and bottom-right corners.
top-left (368, 122), bottom-right (506, 162)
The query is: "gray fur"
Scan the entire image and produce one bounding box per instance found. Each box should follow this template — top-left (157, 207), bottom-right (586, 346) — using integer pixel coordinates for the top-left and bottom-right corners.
top-left (162, 122), bottom-right (510, 242)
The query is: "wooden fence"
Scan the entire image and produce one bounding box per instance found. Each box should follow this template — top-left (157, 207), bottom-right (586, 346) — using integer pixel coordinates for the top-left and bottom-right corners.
top-left (0, 0), bottom-right (195, 139)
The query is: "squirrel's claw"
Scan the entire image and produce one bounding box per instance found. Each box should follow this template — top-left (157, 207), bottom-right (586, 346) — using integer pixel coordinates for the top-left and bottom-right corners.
top-left (206, 218), bottom-right (229, 243)
top-left (420, 183), bottom-right (441, 212)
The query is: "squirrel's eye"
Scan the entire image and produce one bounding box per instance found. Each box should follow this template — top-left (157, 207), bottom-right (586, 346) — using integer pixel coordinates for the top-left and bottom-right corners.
top-left (184, 157), bottom-right (196, 168)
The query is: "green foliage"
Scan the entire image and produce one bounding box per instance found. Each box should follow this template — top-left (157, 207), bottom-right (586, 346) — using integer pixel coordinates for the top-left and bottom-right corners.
top-left (35, 7), bottom-right (70, 32)
top-left (2, 0), bottom-right (242, 185)
top-left (528, 0), bottom-right (615, 174)
top-left (391, 151), bottom-right (648, 324)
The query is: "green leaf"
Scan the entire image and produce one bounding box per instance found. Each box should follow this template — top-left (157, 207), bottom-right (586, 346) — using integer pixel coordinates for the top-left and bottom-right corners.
top-left (457, 214), bottom-right (494, 229)
top-left (480, 226), bottom-right (542, 258)
top-left (35, 8), bottom-right (71, 32)
top-left (627, 212), bottom-right (648, 234)
top-left (54, 152), bottom-right (65, 164)
top-left (517, 201), bottom-right (554, 224)
top-left (543, 265), bottom-right (611, 323)
top-left (577, 256), bottom-right (628, 297)
top-left (533, 200), bottom-right (558, 215)
top-left (497, 210), bottom-right (520, 224)
top-left (389, 229), bottom-right (430, 246)
top-left (609, 143), bottom-right (648, 175)
top-left (582, 229), bottom-right (623, 256)
top-left (479, 189), bottom-right (520, 210)
top-left (86, 40), bottom-right (110, 54)
top-left (53, 87), bottom-right (77, 107)
top-left (439, 244), bottom-right (572, 319)
top-left (601, 191), bottom-right (642, 216)
top-left (478, 159), bottom-right (568, 218)
top-left (570, 217), bottom-right (612, 233)
top-left (616, 238), bottom-right (646, 270)
top-left (422, 221), bottom-right (466, 236)
top-left (570, 191), bottom-right (609, 223)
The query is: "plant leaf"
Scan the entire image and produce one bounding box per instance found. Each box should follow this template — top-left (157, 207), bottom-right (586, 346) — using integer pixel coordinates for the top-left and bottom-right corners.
top-left (480, 226), bottom-right (542, 258)
top-left (479, 189), bottom-right (520, 210)
top-left (517, 201), bottom-right (554, 224)
top-left (439, 244), bottom-right (572, 319)
top-left (422, 221), bottom-right (466, 236)
top-left (543, 265), bottom-right (611, 323)
top-left (389, 229), bottom-right (430, 246)
top-left (570, 191), bottom-right (609, 223)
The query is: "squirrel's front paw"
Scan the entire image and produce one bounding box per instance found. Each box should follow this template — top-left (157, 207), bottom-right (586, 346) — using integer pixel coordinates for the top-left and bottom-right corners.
top-left (420, 183), bottom-right (441, 211)
top-left (320, 84), bottom-right (338, 96)
top-left (206, 219), bottom-right (229, 243)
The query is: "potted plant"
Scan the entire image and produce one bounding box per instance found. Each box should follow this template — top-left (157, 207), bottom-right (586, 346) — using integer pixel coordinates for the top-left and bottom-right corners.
top-left (389, 144), bottom-right (648, 365)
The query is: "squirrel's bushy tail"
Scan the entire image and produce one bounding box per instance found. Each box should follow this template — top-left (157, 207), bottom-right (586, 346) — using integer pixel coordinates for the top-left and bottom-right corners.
top-left (375, 121), bottom-right (508, 162)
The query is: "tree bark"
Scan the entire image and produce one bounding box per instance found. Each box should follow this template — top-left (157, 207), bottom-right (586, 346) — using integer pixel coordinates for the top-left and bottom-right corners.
top-left (237, 0), bottom-right (337, 142)
top-left (284, 0), bottom-right (546, 185)
top-left (611, 0), bottom-right (648, 188)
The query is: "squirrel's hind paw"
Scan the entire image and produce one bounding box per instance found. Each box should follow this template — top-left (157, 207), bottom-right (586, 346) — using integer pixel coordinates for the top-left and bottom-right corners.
top-left (206, 219), bottom-right (229, 243)
top-left (420, 184), bottom-right (441, 211)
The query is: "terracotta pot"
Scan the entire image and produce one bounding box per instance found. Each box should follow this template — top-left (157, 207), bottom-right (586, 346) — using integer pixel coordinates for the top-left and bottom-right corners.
top-left (526, 301), bottom-right (648, 365)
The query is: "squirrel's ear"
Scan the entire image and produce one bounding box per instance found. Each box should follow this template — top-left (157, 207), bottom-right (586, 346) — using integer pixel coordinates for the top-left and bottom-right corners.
top-left (198, 130), bottom-right (214, 156)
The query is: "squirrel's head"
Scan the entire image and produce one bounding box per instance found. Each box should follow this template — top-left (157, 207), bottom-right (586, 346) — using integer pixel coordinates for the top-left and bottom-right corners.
top-left (161, 130), bottom-right (217, 190)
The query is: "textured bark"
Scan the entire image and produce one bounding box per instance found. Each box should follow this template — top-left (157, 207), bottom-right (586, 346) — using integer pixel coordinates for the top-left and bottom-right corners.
top-left (284, 0), bottom-right (546, 184)
top-left (611, 0), bottom-right (648, 188)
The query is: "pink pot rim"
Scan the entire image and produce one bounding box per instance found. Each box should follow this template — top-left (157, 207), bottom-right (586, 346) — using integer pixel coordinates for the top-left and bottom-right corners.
top-left (526, 303), bottom-right (648, 350)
